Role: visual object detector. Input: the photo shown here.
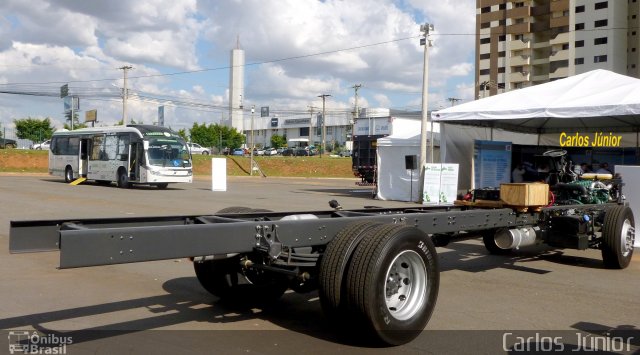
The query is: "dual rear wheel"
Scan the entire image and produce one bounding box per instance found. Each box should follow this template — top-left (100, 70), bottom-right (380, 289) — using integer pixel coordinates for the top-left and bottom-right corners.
top-left (318, 222), bottom-right (439, 346)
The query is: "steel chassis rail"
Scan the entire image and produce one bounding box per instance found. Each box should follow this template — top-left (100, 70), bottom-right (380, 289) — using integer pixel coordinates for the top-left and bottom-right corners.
top-left (11, 205), bottom-right (538, 269)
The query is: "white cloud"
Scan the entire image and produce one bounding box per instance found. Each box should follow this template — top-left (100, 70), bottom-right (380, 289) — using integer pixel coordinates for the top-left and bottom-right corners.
top-left (0, 0), bottom-right (477, 129)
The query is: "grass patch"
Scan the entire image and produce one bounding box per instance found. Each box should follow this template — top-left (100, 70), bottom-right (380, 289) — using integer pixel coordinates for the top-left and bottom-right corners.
top-left (0, 150), bottom-right (355, 178)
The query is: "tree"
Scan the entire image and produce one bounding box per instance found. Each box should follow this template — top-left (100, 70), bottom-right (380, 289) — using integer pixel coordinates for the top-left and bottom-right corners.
top-left (14, 117), bottom-right (55, 142)
top-left (116, 118), bottom-right (139, 125)
top-left (188, 123), bottom-right (244, 149)
top-left (63, 111), bottom-right (87, 130)
top-left (177, 128), bottom-right (188, 140)
top-left (270, 134), bottom-right (287, 148)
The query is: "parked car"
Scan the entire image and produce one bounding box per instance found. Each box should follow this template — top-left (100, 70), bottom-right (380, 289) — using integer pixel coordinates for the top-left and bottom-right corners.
top-left (253, 147), bottom-right (265, 156)
top-left (187, 143), bottom-right (210, 155)
top-left (32, 139), bottom-right (51, 150)
top-left (0, 137), bottom-right (17, 149)
top-left (281, 148), bottom-right (295, 156)
top-left (339, 149), bottom-right (352, 157)
top-left (276, 147), bottom-right (285, 155)
top-left (265, 147), bottom-right (278, 156)
top-left (232, 148), bottom-right (245, 156)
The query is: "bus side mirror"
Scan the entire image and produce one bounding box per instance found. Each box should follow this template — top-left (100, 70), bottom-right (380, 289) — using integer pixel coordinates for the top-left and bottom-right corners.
top-left (143, 141), bottom-right (149, 150)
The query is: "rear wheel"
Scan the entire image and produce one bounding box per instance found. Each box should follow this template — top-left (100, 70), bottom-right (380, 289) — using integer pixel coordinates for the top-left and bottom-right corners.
top-left (193, 206), bottom-right (289, 302)
top-left (318, 221), bottom-right (381, 320)
top-left (345, 224), bottom-right (439, 346)
top-left (117, 169), bottom-right (130, 188)
top-left (64, 166), bottom-right (74, 183)
top-left (602, 205), bottom-right (635, 269)
top-left (156, 183), bottom-right (169, 189)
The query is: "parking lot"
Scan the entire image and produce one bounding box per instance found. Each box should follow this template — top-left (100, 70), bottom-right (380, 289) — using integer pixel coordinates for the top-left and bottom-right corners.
top-left (1, 175), bottom-right (639, 354)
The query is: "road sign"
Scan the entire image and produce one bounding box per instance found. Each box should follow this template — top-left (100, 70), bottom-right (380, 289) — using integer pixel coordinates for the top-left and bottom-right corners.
top-left (60, 84), bottom-right (68, 98)
top-left (85, 110), bottom-right (97, 122)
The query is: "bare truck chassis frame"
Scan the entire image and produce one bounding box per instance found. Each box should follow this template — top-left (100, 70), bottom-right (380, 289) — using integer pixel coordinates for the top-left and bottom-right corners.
top-left (9, 201), bottom-right (635, 346)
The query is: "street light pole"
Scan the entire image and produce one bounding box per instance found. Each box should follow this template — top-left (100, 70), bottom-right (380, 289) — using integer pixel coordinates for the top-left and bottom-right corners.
top-left (418, 23), bottom-right (433, 203)
top-left (250, 105), bottom-right (255, 176)
top-left (318, 94), bottom-right (330, 157)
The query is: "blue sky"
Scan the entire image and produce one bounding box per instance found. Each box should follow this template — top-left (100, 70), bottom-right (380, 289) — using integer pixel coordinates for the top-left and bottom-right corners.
top-left (0, 0), bottom-right (476, 131)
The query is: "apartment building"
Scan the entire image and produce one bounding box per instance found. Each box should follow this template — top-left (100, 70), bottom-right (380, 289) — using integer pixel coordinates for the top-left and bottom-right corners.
top-left (476, 0), bottom-right (640, 98)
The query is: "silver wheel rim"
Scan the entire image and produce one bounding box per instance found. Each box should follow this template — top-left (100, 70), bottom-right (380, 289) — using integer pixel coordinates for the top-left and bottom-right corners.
top-left (621, 218), bottom-right (635, 257)
top-left (384, 250), bottom-right (427, 321)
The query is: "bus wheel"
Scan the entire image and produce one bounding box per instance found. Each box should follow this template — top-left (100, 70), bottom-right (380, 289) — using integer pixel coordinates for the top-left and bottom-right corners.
top-left (345, 224), bottom-right (439, 346)
top-left (602, 205), bottom-right (635, 269)
top-left (64, 167), bottom-right (74, 183)
top-left (117, 169), bottom-right (130, 188)
top-left (156, 183), bottom-right (169, 189)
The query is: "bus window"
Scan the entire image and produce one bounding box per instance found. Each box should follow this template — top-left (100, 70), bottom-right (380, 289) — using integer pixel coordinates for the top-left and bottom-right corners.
top-left (91, 135), bottom-right (105, 160)
top-left (68, 137), bottom-right (79, 155)
top-left (104, 135), bottom-right (118, 160)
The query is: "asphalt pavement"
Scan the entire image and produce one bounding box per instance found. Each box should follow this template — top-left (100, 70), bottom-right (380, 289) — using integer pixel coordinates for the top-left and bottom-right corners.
top-left (0, 175), bottom-right (638, 354)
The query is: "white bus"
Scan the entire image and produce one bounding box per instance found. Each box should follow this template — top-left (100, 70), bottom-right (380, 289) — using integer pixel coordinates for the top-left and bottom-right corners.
top-left (49, 125), bottom-right (193, 188)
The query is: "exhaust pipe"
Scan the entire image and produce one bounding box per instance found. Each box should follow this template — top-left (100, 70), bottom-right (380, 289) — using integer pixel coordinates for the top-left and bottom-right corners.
top-left (495, 227), bottom-right (541, 249)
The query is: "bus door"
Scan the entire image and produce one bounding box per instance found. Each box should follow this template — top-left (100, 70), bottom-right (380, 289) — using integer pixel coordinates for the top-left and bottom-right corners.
top-left (129, 142), bottom-right (141, 181)
top-left (79, 138), bottom-right (90, 177)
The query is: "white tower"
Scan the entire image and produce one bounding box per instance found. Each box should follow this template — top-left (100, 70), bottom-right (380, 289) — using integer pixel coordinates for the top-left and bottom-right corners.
top-left (229, 38), bottom-right (245, 132)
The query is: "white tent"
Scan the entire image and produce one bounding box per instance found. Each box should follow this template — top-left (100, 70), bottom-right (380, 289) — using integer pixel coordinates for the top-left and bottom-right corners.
top-left (376, 132), bottom-right (422, 201)
top-left (432, 69), bottom-right (640, 134)
top-left (431, 70), bottom-right (640, 190)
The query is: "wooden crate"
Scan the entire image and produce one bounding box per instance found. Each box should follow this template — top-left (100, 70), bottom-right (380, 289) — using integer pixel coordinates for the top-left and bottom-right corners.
top-left (500, 183), bottom-right (549, 206)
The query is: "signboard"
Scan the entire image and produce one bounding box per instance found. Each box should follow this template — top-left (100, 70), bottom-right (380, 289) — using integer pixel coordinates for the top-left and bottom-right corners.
top-left (60, 84), bottom-right (68, 98)
top-left (85, 110), bottom-right (97, 122)
top-left (422, 163), bottom-right (459, 205)
top-left (473, 140), bottom-right (512, 189)
top-left (270, 117), bottom-right (279, 127)
top-left (422, 164), bottom-right (442, 205)
top-left (261, 106), bottom-right (269, 117)
top-left (284, 118), bottom-right (310, 125)
top-left (158, 106), bottom-right (165, 127)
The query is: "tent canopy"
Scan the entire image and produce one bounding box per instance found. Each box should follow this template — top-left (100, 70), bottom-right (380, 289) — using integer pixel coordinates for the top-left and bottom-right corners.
top-left (432, 70), bottom-right (640, 133)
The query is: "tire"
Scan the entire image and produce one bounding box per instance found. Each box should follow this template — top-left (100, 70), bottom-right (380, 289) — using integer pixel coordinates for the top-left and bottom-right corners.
top-left (36, 147), bottom-right (42, 150)
top-left (345, 224), bottom-right (439, 346)
top-left (203, 151), bottom-right (209, 155)
top-left (482, 229), bottom-right (512, 255)
top-left (318, 221), bottom-right (381, 320)
top-left (194, 206), bottom-right (288, 301)
top-left (602, 205), bottom-right (635, 269)
top-left (117, 169), bottom-right (130, 188)
top-left (6, 143), bottom-right (16, 149)
top-left (156, 183), bottom-right (169, 189)
top-left (64, 166), bottom-right (74, 183)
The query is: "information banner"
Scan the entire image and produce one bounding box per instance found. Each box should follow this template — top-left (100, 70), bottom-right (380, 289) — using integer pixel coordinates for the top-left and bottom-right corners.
top-left (473, 140), bottom-right (512, 189)
top-left (439, 164), bottom-right (459, 204)
top-left (422, 164), bottom-right (442, 205)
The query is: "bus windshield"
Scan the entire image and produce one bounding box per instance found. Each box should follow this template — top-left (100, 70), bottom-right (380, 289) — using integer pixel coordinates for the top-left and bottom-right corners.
top-left (146, 138), bottom-right (192, 168)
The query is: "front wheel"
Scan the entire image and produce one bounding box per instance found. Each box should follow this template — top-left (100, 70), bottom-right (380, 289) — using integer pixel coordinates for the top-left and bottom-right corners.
top-left (345, 224), bottom-right (439, 346)
top-left (156, 183), bottom-right (169, 189)
top-left (64, 167), bottom-right (74, 183)
top-left (602, 205), bottom-right (635, 269)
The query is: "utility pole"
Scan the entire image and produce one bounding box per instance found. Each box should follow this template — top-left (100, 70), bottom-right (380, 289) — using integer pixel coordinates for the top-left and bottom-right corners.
top-left (448, 97), bottom-right (461, 106)
top-left (351, 84), bottom-right (361, 143)
top-left (308, 105), bottom-right (315, 146)
top-left (118, 65), bottom-right (133, 126)
top-left (418, 23), bottom-right (433, 203)
top-left (250, 105), bottom-right (255, 176)
top-left (318, 94), bottom-right (331, 158)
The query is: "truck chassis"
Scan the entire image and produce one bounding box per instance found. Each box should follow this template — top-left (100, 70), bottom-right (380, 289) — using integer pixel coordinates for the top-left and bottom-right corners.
top-left (10, 200), bottom-right (635, 345)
